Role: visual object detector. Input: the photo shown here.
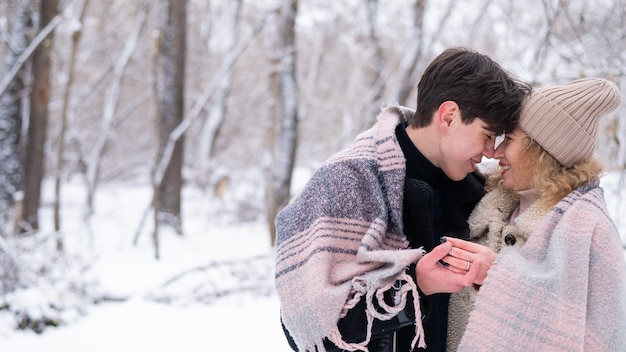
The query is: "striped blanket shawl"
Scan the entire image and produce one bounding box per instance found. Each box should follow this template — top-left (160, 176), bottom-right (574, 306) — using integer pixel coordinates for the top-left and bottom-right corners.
top-left (458, 184), bottom-right (626, 351)
top-left (274, 105), bottom-right (426, 352)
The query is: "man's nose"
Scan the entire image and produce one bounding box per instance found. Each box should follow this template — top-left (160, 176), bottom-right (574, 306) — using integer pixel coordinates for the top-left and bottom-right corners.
top-left (483, 140), bottom-right (495, 159)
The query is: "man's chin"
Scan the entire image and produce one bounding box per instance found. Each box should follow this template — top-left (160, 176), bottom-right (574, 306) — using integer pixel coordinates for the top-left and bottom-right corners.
top-left (445, 169), bottom-right (469, 181)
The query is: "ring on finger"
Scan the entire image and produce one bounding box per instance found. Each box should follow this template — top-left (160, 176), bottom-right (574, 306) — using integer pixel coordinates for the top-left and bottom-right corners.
top-left (449, 247), bottom-right (455, 257)
top-left (466, 260), bottom-right (471, 271)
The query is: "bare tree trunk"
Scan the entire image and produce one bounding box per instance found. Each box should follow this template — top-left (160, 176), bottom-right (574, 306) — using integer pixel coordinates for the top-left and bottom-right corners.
top-left (266, 0), bottom-right (298, 246)
top-left (198, 0), bottom-right (242, 177)
top-left (265, 7), bottom-right (281, 180)
top-left (395, 0), bottom-right (426, 106)
top-left (53, 0), bottom-right (89, 249)
top-left (155, 0), bottom-right (186, 237)
top-left (0, 0), bottom-right (32, 234)
top-left (135, 6), bottom-right (270, 249)
top-left (83, 2), bottom-right (148, 226)
top-left (22, 0), bottom-right (58, 233)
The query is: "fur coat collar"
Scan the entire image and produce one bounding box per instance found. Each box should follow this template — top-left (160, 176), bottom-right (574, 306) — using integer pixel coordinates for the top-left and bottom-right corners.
top-left (467, 185), bottom-right (549, 251)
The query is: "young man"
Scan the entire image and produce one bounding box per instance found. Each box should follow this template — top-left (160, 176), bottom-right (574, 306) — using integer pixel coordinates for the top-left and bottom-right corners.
top-left (275, 47), bottom-right (531, 352)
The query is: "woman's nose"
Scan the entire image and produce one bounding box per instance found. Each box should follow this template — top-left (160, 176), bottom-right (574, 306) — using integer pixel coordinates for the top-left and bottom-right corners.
top-left (494, 142), bottom-right (505, 159)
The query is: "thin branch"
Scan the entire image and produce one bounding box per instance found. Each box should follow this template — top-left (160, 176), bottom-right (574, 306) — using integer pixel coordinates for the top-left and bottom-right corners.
top-left (159, 254), bottom-right (271, 288)
top-left (84, 2), bottom-right (149, 210)
top-left (0, 14), bottom-right (64, 98)
top-left (55, 0), bottom-right (90, 237)
top-left (153, 12), bottom-right (270, 185)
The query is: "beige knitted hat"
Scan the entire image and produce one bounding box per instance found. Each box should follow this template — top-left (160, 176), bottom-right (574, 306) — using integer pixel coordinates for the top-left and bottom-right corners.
top-left (519, 77), bottom-right (621, 167)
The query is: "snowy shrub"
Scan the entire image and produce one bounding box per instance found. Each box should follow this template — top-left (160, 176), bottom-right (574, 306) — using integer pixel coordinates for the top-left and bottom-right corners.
top-left (0, 231), bottom-right (101, 333)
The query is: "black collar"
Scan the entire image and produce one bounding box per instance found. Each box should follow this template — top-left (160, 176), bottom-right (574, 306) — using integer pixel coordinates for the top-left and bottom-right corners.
top-left (396, 122), bottom-right (445, 185)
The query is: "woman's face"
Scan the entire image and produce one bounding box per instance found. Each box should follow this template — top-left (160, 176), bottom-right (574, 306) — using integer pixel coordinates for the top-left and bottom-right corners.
top-left (494, 128), bottom-right (534, 191)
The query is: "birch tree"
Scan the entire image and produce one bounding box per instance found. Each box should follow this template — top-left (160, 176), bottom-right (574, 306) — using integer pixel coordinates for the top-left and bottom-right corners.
top-left (266, 0), bottom-right (298, 246)
top-left (0, 0), bottom-right (31, 296)
top-left (83, 2), bottom-right (148, 224)
top-left (0, 0), bottom-right (32, 234)
top-left (21, 0), bottom-right (59, 233)
top-left (53, 0), bottom-right (89, 247)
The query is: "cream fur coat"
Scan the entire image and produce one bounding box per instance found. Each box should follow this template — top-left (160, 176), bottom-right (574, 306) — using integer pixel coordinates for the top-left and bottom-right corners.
top-left (446, 185), bottom-right (549, 352)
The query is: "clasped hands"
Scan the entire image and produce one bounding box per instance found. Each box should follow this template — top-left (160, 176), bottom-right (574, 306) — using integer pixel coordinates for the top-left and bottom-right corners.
top-left (415, 237), bottom-right (496, 296)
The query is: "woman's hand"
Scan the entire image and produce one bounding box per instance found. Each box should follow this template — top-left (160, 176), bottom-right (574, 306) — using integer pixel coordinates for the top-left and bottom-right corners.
top-left (439, 237), bottom-right (497, 285)
top-left (415, 240), bottom-right (482, 295)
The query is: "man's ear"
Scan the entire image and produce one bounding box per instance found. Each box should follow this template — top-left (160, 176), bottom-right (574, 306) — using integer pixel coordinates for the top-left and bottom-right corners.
top-left (436, 101), bottom-right (459, 132)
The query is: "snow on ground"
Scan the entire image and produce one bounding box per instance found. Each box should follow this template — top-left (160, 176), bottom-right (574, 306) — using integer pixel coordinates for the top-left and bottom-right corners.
top-left (0, 180), bottom-right (293, 352)
top-left (2, 294), bottom-right (290, 351)
top-left (1, 168), bottom-right (625, 351)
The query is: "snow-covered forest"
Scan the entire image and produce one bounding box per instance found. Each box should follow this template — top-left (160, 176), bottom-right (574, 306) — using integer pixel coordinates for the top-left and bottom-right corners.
top-left (0, 0), bottom-right (625, 350)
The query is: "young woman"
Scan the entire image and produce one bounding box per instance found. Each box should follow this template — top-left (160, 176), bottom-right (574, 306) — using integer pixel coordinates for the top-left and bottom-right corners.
top-left (444, 77), bottom-right (626, 351)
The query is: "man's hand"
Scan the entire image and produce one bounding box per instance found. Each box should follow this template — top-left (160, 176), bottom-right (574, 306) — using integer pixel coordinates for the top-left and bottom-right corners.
top-left (440, 237), bottom-right (497, 285)
top-left (415, 240), bottom-right (482, 295)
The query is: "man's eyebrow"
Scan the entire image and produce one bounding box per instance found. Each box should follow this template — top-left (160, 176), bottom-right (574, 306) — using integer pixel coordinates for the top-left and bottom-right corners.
top-left (482, 126), bottom-right (499, 135)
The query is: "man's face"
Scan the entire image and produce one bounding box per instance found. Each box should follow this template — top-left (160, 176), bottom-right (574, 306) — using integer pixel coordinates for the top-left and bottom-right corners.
top-left (439, 115), bottom-right (497, 181)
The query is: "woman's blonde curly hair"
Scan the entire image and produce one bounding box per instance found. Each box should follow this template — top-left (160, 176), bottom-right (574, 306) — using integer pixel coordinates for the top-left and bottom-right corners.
top-left (487, 134), bottom-right (604, 208)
